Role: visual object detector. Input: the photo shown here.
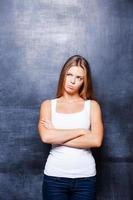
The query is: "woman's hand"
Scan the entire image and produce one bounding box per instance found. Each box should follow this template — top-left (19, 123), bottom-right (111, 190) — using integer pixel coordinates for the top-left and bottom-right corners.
top-left (40, 119), bottom-right (55, 129)
top-left (79, 129), bottom-right (90, 136)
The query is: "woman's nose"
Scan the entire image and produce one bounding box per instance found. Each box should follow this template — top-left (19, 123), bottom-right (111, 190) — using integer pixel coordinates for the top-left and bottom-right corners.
top-left (70, 77), bottom-right (76, 84)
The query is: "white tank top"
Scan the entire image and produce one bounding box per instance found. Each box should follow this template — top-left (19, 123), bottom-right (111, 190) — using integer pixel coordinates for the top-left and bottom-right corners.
top-left (44, 98), bottom-right (96, 178)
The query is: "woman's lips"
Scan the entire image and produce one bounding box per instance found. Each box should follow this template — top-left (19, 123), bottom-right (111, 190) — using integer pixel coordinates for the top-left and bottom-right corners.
top-left (67, 85), bottom-right (74, 89)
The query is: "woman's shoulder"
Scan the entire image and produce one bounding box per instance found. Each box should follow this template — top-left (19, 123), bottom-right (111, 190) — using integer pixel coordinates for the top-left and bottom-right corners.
top-left (89, 99), bottom-right (102, 112)
top-left (88, 99), bottom-right (101, 109)
top-left (40, 98), bottom-right (56, 106)
top-left (39, 99), bottom-right (53, 118)
top-left (40, 98), bottom-right (52, 108)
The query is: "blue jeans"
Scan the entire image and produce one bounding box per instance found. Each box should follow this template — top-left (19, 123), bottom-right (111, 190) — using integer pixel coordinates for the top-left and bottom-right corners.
top-left (42, 174), bottom-right (97, 200)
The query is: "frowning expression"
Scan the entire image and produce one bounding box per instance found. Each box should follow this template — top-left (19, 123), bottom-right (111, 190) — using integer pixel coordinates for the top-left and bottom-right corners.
top-left (63, 66), bottom-right (84, 94)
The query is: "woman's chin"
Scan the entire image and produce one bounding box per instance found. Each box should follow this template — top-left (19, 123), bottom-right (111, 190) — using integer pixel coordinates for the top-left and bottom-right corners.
top-left (65, 89), bottom-right (77, 95)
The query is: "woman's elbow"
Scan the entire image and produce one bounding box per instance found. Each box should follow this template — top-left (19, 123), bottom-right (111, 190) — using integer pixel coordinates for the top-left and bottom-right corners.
top-left (40, 134), bottom-right (49, 144)
top-left (95, 137), bottom-right (103, 147)
top-left (95, 141), bottom-right (102, 147)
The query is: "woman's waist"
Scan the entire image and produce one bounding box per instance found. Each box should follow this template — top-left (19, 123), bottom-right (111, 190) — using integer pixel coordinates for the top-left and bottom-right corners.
top-left (48, 148), bottom-right (95, 164)
top-left (50, 145), bottom-right (92, 155)
top-left (45, 152), bottom-right (96, 171)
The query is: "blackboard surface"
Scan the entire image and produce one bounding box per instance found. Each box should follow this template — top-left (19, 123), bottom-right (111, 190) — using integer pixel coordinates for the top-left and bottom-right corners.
top-left (0, 1), bottom-right (133, 199)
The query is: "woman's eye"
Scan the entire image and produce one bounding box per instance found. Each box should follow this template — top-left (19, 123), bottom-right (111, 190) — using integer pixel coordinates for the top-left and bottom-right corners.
top-left (66, 74), bottom-right (83, 81)
top-left (77, 76), bottom-right (82, 80)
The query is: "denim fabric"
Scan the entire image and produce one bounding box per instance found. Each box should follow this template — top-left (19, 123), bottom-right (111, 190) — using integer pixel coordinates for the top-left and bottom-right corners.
top-left (42, 174), bottom-right (97, 200)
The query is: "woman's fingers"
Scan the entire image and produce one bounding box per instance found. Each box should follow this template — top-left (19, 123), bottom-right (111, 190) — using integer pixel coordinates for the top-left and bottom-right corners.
top-left (40, 120), bottom-right (49, 125)
top-left (40, 120), bottom-right (54, 129)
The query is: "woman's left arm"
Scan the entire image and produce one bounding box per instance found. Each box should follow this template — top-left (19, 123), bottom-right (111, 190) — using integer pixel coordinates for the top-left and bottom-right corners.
top-left (62, 100), bottom-right (104, 149)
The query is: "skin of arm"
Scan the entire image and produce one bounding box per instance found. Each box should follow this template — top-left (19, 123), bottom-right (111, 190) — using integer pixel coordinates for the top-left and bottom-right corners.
top-left (62, 100), bottom-right (104, 148)
top-left (38, 100), bottom-right (87, 145)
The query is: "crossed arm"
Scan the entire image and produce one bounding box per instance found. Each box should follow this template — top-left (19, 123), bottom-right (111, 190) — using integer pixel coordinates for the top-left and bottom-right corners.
top-left (38, 100), bottom-right (104, 149)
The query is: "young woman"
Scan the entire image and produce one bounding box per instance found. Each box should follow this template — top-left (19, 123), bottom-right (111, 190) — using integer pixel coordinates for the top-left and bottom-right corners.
top-left (38, 55), bottom-right (104, 200)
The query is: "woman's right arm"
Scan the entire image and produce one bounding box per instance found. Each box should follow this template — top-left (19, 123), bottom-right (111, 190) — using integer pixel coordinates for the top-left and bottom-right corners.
top-left (38, 100), bottom-right (86, 145)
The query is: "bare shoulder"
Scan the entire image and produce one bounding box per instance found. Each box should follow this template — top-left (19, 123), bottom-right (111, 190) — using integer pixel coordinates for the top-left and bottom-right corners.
top-left (90, 100), bottom-right (100, 106)
top-left (40, 99), bottom-right (51, 108)
top-left (90, 100), bottom-right (102, 112)
top-left (89, 100), bottom-right (103, 125)
top-left (39, 99), bottom-right (52, 114)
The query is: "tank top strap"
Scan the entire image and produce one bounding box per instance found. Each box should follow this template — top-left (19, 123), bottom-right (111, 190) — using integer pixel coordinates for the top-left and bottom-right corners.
top-left (84, 99), bottom-right (91, 119)
top-left (51, 99), bottom-right (56, 117)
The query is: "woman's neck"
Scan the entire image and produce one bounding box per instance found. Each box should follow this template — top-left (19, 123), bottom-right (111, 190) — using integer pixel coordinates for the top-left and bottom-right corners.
top-left (59, 96), bottom-right (84, 103)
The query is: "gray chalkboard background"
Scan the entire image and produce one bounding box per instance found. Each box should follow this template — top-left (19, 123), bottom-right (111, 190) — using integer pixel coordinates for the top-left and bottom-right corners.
top-left (0, 0), bottom-right (133, 200)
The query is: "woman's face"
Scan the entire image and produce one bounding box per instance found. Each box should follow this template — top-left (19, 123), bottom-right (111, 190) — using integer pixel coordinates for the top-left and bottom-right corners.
top-left (63, 66), bottom-right (84, 94)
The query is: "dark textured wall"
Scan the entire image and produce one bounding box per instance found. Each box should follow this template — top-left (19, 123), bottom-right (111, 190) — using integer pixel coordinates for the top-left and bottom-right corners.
top-left (0, 0), bottom-right (133, 199)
